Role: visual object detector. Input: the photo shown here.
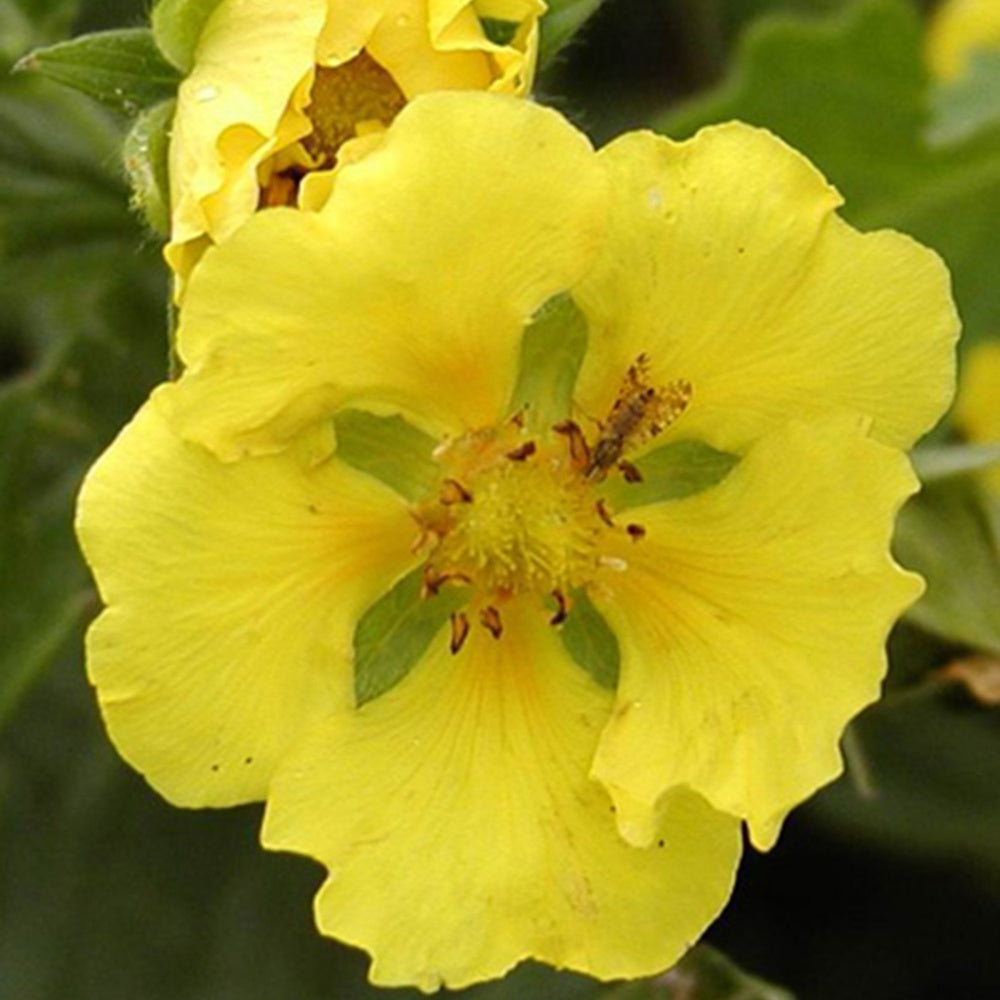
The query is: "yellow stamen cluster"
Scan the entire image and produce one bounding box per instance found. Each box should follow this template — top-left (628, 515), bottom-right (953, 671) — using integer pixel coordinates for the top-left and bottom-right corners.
top-left (416, 425), bottom-right (608, 601)
top-left (411, 358), bottom-right (692, 648)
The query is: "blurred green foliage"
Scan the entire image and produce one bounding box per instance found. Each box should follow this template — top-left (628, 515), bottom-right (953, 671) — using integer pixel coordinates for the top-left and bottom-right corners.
top-left (928, 49), bottom-right (1000, 145)
top-left (2, 1), bottom-right (999, 999)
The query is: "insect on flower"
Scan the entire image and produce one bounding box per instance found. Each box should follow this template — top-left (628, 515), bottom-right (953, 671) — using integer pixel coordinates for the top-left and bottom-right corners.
top-left (586, 354), bottom-right (693, 481)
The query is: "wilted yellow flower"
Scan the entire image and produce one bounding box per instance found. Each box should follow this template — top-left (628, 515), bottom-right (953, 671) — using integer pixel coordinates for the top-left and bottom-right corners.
top-left (926, 0), bottom-right (1000, 80)
top-left (166, 0), bottom-right (545, 283)
top-left (78, 95), bottom-right (958, 989)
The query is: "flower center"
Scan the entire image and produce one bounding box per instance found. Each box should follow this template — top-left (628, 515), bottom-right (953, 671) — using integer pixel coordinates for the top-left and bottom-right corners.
top-left (260, 52), bottom-right (406, 208)
top-left (417, 423), bottom-right (608, 601)
top-left (301, 53), bottom-right (407, 165)
top-left (409, 355), bottom-right (693, 651)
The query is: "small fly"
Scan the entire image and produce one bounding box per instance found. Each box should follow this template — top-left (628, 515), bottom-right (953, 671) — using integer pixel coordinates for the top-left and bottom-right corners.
top-left (585, 354), bottom-right (692, 481)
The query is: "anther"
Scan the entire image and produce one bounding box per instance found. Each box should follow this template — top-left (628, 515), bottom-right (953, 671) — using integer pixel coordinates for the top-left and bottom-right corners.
top-left (450, 612), bottom-right (470, 654)
top-left (421, 565), bottom-right (443, 599)
top-left (506, 440), bottom-right (537, 462)
top-left (595, 498), bottom-right (614, 527)
top-left (480, 605), bottom-right (503, 639)
top-left (410, 528), bottom-right (439, 554)
top-left (618, 460), bottom-right (643, 483)
top-left (440, 478), bottom-right (473, 505)
top-left (550, 589), bottom-right (571, 626)
top-left (626, 523), bottom-right (647, 541)
top-left (422, 565), bottom-right (472, 599)
top-left (553, 419), bottom-right (591, 471)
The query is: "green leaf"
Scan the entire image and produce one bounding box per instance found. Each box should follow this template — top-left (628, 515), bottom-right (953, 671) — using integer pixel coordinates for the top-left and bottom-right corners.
top-left (0, 70), bottom-right (167, 727)
top-left (333, 409), bottom-right (439, 502)
top-left (600, 440), bottom-right (739, 511)
top-left (811, 682), bottom-right (1000, 878)
top-left (122, 98), bottom-right (174, 235)
top-left (558, 588), bottom-right (620, 690)
top-left (0, 655), bottom-right (419, 1000)
top-left (0, 583), bottom-right (90, 730)
top-left (0, 79), bottom-right (132, 256)
top-left (912, 441), bottom-right (1000, 482)
top-left (15, 28), bottom-right (180, 114)
top-left (0, 383), bottom-right (91, 729)
top-left (928, 50), bottom-right (1000, 147)
top-left (353, 568), bottom-right (470, 707)
top-left (151, 0), bottom-right (224, 73)
top-left (894, 477), bottom-right (1000, 654)
top-left (507, 292), bottom-right (588, 431)
top-left (539, 0), bottom-right (606, 67)
top-left (601, 944), bottom-right (795, 1000)
top-left (659, 1), bottom-right (927, 211)
top-left (656, 0), bottom-right (1000, 351)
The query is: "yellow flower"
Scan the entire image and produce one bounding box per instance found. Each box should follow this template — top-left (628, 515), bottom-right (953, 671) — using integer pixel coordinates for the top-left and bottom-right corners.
top-left (954, 340), bottom-right (1000, 492)
top-left (77, 95), bottom-right (958, 989)
top-left (166, 0), bottom-right (545, 284)
top-left (926, 0), bottom-right (1000, 80)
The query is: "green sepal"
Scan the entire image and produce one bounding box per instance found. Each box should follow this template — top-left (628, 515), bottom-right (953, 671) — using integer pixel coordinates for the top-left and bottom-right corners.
top-left (333, 409), bottom-right (439, 502)
top-left (151, 0), bottom-right (224, 73)
top-left (14, 28), bottom-right (180, 114)
top-left (911, 441), bottom-right (1000, 482)
top-left (927, 50), bottom-right (1000, 148)
top-left (599, 439), bottom-right (739, 511)
top-left (122, 98), bottom-right (174, 236)
top-left (539, 0), bottom-right (606, 68)
top-left (558, 588), bottom-right (620, 690)
top-left (353, 568), bottom-right (470, 708)
top-left (895, 476), bottom-right (1000, 655)
top-left (507, 292), bottom-right (588, 431)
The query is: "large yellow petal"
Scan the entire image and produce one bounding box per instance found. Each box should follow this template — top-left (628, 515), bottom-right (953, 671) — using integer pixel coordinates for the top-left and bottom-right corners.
top-left (170, 92), bottom-right (607, 460)
top-left (589, 415), bottom-right (922, 850)
top-left (574, 124), bottom-right (958, 455)
top-left (262, 602), bottom-right (740, 990)
top-left (76, 386), bottom-right (417, 807)
top-left (167, 0), bottom-right (326, 250)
